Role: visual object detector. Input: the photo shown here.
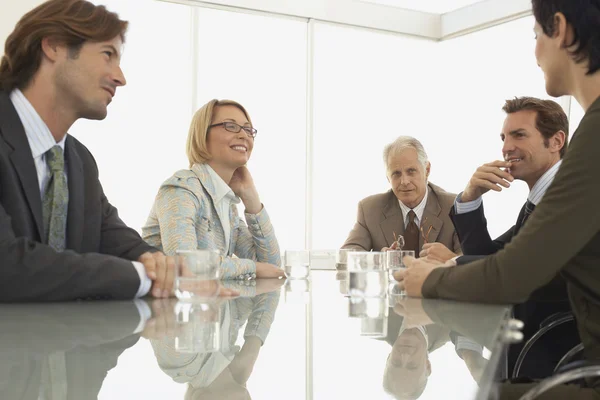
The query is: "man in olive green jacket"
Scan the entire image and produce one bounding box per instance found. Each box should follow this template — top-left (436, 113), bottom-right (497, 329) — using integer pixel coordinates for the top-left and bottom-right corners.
top-left (397, 0), bottom-right (600, 398)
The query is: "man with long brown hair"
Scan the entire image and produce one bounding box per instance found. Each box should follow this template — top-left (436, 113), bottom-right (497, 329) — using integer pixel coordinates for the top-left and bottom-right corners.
top-left (0, 0), bottom-right (190, 301)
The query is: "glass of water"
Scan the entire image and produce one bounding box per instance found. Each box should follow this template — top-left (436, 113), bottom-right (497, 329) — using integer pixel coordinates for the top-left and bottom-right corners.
top-left (284, 250), bottom-right (310, 279)
top-left (347, 252), bottom-right (387, 297)
top-left (386, 250), bottom-right (414, 295)
top-left (171, 300), bottom-right (222, 353)
top-left (175, 249), bottom-right (221, 301)
top-left (336, 248), bottom-right (358, 270)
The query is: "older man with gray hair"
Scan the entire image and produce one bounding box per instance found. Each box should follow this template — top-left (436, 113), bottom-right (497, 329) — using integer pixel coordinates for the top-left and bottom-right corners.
top-left (342, 136), bottom-right (461, 256)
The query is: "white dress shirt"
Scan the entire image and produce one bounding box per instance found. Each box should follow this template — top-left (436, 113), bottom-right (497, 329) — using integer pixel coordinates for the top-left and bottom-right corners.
top-left (398, 186), bottom-right (429, 228)
top-left (205, 165), bottom-right (241, 254)
top-left (455, 159), bottom-right (563, 213)
top-left (10, 89), bottom-right (151, 298)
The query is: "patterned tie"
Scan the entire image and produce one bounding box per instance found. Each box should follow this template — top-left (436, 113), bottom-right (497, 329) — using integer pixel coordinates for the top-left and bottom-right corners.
top-left (42, 146), bottom-right (68, 252)
top-left (522, 200), bottom-right (535, 226)
top-left (404, 210), bottom-right (420, 257)
top-left (515, 200), bottom-right (536, 235)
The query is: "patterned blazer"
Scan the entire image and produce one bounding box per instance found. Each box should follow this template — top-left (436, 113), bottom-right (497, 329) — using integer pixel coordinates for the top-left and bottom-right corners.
top-left (142, 163), bottom-right (281, 278)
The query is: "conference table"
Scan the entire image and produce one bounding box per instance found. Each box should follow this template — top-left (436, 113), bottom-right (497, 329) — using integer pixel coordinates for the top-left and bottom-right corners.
top-left (0, 270), bottom-right (516, 400)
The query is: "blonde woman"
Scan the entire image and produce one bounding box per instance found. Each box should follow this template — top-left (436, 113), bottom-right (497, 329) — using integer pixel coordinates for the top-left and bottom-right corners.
top-left (143, 99), bottom-right (283, 280)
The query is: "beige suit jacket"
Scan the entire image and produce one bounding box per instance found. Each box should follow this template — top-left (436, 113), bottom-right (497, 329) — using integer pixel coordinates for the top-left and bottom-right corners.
top-left (342, 182), bottom-right (461, 254)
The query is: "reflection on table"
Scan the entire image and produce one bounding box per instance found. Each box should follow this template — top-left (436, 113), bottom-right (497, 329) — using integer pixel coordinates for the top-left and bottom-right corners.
top-left (0, 271), bottom-right (510, 400)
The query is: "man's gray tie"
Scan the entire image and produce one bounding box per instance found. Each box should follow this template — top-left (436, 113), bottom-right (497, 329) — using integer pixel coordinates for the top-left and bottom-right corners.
top-left (42, 146), bottom-right (68, 251)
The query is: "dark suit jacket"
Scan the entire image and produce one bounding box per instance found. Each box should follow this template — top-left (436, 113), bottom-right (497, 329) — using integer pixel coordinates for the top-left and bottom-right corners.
top-left (0, 302), bottom-right (142, 400)
top-left (342, 182), bottom-right (461, 254)
top-left (0, 91), bottom-right (155, 301)
top-left (423, 96), bottom-right (600, 363)
top-left (450, 203), bottom-right (526, 265)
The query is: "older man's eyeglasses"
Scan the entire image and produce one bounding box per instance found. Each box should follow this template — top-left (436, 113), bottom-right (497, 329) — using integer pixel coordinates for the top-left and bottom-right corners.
top-left (210, 122), bottom-right (257, 139)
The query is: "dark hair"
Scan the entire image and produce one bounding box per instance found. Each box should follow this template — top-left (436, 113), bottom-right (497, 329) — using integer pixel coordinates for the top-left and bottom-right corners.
top-left (502, 96), bottom-right (569, 158)
top-left (532, 0), bottom-right (600, 74)
top-left (0, 0), bottom-right (128, 92)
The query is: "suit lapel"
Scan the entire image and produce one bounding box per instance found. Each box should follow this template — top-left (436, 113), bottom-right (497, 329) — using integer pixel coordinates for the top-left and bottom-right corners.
top-left (65, 137), bottom-right (84, 251)
top-left (420, 185), bottom-right (443, 249)
top-left (191, 164), bottom-right (228, 253)
top-left (380, 191), bottom-right (404, 247)
top-left (513, 202), bottom-right (527, 236)
top-left (0, 92), bottom-right (44, 240)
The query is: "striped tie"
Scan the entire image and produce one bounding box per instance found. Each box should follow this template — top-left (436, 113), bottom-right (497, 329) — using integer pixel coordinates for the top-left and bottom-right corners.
top-left (42, 146), bottom-right (69, 252)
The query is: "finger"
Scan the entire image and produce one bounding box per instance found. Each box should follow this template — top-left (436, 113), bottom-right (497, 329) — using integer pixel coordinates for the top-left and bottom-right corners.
top-left (475, 171), bottom-right (512, 187)
top-left (478, 166), bottom-right (514, 182)
top-left (419, 249), bottom-right (428, 257)
top-left (140, 253), bottom-right (157, 280)
top-left (421, 243), bottom-right (435, 250)
top-left (484, 160), bottom-right (513, 169)
top-left (219, 287), bottom-right (240, 297)
top-left (472, 178), bottom-right (504, 192)
top-left (402, 256), bottom-right (417, 268)
top-left (392, 268), bottom-right (406, 282)
top-left (424, 255), bottom-right (443, 263)
top-left (162, 256), bottom-right (176, 297)
top-left (273, 267), bottom-right (285, 278)
top-left (142, 319), bottom-right (156, 339)
top-left (153, 256), bottom-right (167, 298)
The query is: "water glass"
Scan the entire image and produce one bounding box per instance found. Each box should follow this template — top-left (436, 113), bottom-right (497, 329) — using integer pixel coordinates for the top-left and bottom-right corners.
top-left (360, 314), bottom-right (389, 338)
top-left (348, 296), bottom-right (388, 317)
top-left (335, 248), bottom-right (358, 270)
top-left (347, 252), bottom-right (387, 297)
top-left (284, 278), bottom-right (310, 303)
top-left (284, 250), bottom-right (310, 279)
top-left (175, 249), bottom-right (221, 301)
top-left (171, 301), bottom-right (221, 353)
top-left (386, 250), bottom-right (414, 295)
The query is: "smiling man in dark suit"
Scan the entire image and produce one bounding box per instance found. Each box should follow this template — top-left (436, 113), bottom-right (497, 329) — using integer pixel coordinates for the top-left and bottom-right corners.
top-left (0, 0), bottom-right (177, 301)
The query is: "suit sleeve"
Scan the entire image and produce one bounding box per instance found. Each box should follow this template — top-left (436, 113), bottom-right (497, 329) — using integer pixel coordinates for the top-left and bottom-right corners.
top-left (450, 204), bottom-right (515, 256)
top-left (341, 200), bottom-right (372, 251)
top-left (0, 203), bottom-right (140, 301)
top-left (423, 109), bottom-right (600, 304)
top-left (227, 206), bottom-right (282, 278)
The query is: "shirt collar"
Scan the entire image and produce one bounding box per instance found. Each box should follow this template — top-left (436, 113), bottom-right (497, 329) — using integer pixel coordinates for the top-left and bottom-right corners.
top-left (398, 325), bottom-right (430, 349)
top-left (398, 185), bottom-right (429, 223)
top-left (528, 159), bottom-right (562, 205)
top-left (205, 165), bottom-right (240, 205)
top-left (9, 89), bottom-right (66, 157)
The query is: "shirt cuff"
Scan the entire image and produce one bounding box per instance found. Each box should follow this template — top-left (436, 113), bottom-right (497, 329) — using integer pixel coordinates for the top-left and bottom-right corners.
top-left (132, 261), bottom-right (152, 298)
top-left (454, 192), bottom-right (483, 214)
top-left (132, 299), bottom-right (152, 334)
top-left (455, 335), bottom-right (484, 355)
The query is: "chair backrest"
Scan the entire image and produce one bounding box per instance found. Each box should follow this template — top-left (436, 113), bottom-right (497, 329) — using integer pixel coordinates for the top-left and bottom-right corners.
top-left (512, 312), bottom-right (580, 379)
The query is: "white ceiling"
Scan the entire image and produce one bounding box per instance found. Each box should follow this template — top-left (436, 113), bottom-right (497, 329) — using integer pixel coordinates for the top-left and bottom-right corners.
top-left (357, 0), bottom-right (486, 14)
top-left (161, 0), bottom-right (531, 40)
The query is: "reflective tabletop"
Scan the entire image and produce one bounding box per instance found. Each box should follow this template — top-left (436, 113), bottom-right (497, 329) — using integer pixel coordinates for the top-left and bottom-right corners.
top-left (0, 271), bottom-right (511, 400)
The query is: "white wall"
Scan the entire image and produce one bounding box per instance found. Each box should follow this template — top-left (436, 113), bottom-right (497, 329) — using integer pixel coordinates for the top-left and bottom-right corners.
top-left (0, 0), bottom-right (46, 46)
top-left (1, 1), bottom-right (579, 253)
